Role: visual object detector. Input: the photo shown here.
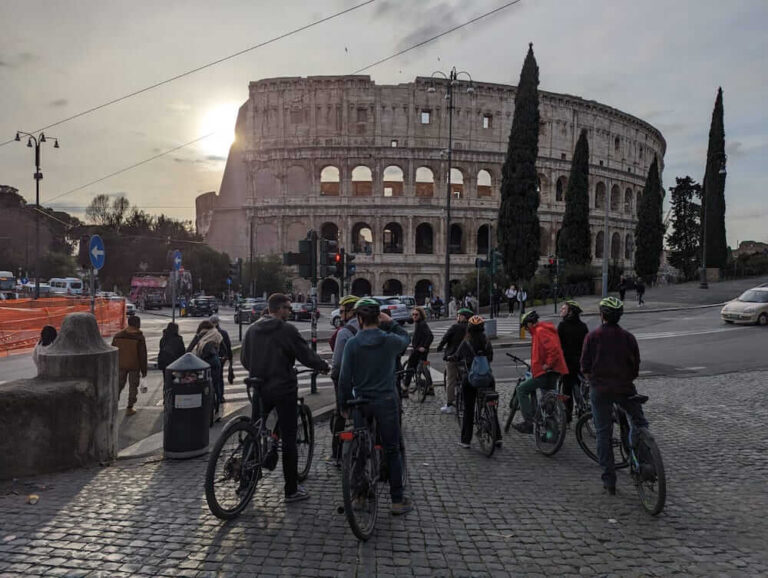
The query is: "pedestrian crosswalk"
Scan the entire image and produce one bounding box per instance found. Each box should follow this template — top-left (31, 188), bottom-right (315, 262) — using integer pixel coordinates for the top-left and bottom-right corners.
top-left (429, 317), bottom-right (521, 344)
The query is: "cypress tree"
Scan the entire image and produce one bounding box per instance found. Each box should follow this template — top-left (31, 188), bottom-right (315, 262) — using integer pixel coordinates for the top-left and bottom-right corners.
top-left (666, 176), bottom-right (702, 280)
top-left (557, 129), bottom-right (591, 265)
top-left (497, 43), bottom-right (540, 283)
top-left (634, 156), bottom-right (665, 282)
top-left (702, 87), bottom-right (727, 268)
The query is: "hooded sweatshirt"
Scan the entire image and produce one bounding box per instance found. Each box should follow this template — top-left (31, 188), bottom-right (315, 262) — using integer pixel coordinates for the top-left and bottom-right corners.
top-left (338, 320), bottom-right (410, 406)
top-left (158, 327), bottom-right (185, 370)
top-left (241, 316), bottom-right (328, 397)
top-left (529, 321), bottom-right (569, 378)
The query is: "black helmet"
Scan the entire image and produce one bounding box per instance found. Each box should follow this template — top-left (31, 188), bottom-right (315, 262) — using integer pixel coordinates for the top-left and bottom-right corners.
top-left (520, 310), bottom-right (539, 327)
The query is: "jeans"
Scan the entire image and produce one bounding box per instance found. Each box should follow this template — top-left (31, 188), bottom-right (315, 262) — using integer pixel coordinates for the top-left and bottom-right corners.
top-left (354, 395), bottom-right (404, 503)
top-left (330, 378), bottom-right (346, 461)
top-left (259, 389), bottom-right (299, 496)
top-left (118, 370), bottom-right (141, 408)
top-left (590, 388), bottom-right (648, 488)
top-left (445, 361), bottom-right (460, 405)
top-left (560, 371), bottom-right (580, 420)
top-left (516, 373), bottom-right (556, 421)
top-left (461, 381), bottom-right (502, 445)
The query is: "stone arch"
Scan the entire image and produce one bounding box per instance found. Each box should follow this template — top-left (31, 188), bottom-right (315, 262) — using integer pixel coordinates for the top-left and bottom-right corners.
top-left (415, 166), bottom-right (434, 197)
top-left (320, 278), bottom-right (339, 304)
top-left (595, 231), bottom-right (605, 259)
top-left (414, 279), bottom-right (432, 303)
top-left (477, 224), bottom-right (490, 254)
top-left (449, 223), bottom-right (464, 254)
top-left (450, 168), bottom-right (464, 199)
top-left (610, 184), bottom-right (621, 212)
top-left (351, 278), bottom-right (372, 297)
top-left (320, 165), bottom-right (340, 196)
top-left (415, 223), bottom-right (434, 254)
top-left (624, 188), bottom-right (633, 214)
top-left (383, 222), bottom-right (404, 253)
top-left (320, 222), bottom-right (338, 241)
top-left (383, 165), bottom-right (404, 197)
top-left (556, 176), bottom-right (567, 202)
top-left (382, 278), bottom-right (403, 296)
top-left (351, 222), bottom-right (373, 254)
top-left (595, 182), bottom-right (606, 210)
top-left (477, 169), bottom-right (493, 197)
top-left (625, 233), bottom-right (634, 260)
top-left (537, 173), bottom-right (550, 204)
top-left (611, 232), bottom-right (621, 260)
top-left (351, 165), bottom-right (373, 196)
top-left (286, 165), bottom-right (309, 197)
top-left (254, 168), bottom-right (279, 199)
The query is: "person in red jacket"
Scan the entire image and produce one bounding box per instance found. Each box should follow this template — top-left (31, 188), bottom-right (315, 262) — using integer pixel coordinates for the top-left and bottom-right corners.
top-left (512, 310), bottom-right (569, 434)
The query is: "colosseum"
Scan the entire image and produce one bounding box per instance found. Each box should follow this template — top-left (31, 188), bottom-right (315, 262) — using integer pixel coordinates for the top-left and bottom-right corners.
top-left (199, 75), bottom-right (666, 303)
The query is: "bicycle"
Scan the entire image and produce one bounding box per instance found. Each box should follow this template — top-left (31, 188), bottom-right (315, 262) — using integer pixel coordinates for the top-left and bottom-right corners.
top-left (402, 354), bottom-right (433, 403)
top-left (204, 369), bottom-right (316, 520)
top-left (338, 397), bottom-right (408, 541)
top-left (469, 385), bottom-right (500, 458)
top-left (575, 392), bottom-right (666, 515)
top-left (503, 353), bottom-right (568, 456)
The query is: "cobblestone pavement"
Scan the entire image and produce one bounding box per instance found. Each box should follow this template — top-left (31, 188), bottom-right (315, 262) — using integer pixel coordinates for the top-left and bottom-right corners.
top-left (1, 370), bottom-right (767, 576)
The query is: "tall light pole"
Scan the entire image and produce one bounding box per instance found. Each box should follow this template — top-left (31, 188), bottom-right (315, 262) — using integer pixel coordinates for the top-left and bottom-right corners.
top-left (427, 68), bottom-right (474, 307)
top-left (15, 131), bottom-right (60, 299)
top-left (700, 152), bottom-right (727, 289)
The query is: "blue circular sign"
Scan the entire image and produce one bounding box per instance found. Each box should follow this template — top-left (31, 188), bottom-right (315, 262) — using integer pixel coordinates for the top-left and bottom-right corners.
top-left (172, 250), bottom-right (182, 271)
top-left (21, 277), bottom-right (28, 285)
top-left (88, 235), bottom-right (106, 270)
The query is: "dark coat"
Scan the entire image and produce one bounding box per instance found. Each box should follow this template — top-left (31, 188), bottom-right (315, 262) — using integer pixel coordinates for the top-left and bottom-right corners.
top-left (436, 321), bottom-right (468, 358)
top-left (557, 316), bottom-right (589, 373)
top-left (158, 331), bottom-right (185, 371)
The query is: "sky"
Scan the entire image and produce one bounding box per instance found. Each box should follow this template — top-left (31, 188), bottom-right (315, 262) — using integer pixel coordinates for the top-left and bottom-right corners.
top-left (1, 0), bottom-right (766, 247)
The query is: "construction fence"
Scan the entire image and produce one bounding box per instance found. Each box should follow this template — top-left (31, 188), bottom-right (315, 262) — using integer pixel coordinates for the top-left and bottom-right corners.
top-left (0, 297), bottom-right (126, 357)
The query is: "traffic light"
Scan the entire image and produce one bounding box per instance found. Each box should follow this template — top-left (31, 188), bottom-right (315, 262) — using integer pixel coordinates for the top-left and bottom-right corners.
top-left (78, 235), bottom-right (91, 268)
top-left (335, 248), bottom-right (344, 278)
top-left (345, 253), bottom-right (356, 277)
top-left (490, 248), bottom-right (503, 275)
top-left (283, 235), bottom-right (315, 279)
top-left (546, 255), bottom-right (556, 277)
top-left (319, 238), bottom-right (338, 278)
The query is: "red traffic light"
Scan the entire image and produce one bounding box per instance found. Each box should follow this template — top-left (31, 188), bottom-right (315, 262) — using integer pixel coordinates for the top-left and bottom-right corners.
top-left (548, 257), bottom-right (555, 266)
top-left (335, 253), bottom-right (342, 263)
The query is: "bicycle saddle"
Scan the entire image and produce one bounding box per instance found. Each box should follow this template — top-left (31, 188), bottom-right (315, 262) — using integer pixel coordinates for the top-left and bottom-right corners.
top-left (628, 394), bottom-right (649, 404)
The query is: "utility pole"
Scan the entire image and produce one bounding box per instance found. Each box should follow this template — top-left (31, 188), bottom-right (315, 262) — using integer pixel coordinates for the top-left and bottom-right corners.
top-left (488, 225), bottom-right (493, 319)
top-left (308, 230), bottom-right (318, 394)
top-left (248, 215), bottom-right (255, 298)
top-left (601, 184), bottom-right (610, 297)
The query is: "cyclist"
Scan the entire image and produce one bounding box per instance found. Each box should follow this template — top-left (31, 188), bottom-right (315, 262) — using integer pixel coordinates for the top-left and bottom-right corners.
top-left (328, 295), bottom-right (361, 465)
top-left (557, 300), bottom-right (589, 422)
top-left (449, 315), bottom-right (502, 448)
top-left (581, 297), bottom-right (648, 496)
top-left (240, 293), bottom-right (330, 503)
top-left (512, 310), bottom-right (569, 434)
top-left (338, 298), bottom-right (413, 515)
top-left (402, 306), bottom-right (434, 395)
top-left (435, 308), bottom-right (474, 414)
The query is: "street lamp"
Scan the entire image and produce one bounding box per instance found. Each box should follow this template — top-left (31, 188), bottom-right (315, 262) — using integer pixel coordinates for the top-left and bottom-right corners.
top-left (700, 152), bottom-right (727, 289)
top-left (426, 67), bottom-right (474, 307)
top-left (15, 131), bottom-right (60, 299)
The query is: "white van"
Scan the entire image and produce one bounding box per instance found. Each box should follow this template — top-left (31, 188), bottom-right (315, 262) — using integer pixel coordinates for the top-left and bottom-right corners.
top-left (49, 277), bottom-right (84, 295)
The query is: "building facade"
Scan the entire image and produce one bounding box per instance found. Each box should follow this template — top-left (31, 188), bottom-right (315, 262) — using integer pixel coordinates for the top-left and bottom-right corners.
top-left (200, 75), bottom-right (665, 302)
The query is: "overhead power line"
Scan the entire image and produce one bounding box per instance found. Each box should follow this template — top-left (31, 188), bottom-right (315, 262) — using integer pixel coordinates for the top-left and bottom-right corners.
top-left (0, 0), bottom-right (377, 148)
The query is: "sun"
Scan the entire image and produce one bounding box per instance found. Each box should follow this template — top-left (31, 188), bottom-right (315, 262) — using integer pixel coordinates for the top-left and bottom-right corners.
top-left (199, 102), bottom-right (241, 158)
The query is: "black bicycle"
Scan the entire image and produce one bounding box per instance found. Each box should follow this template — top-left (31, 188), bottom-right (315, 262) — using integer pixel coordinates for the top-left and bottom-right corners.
top-left (503, 353), bottom-right (568, 456)
top-left (204, 369), bottom-right (316, 520)
top-left (407, 358), bottom-right (433, 404)
top-left (472, 386), bottom-right (500, 458)
top-left (575, 393), bottom-right (666, 515)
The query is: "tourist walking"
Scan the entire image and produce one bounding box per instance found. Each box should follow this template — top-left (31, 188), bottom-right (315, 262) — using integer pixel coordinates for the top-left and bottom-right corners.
top-left (112, 315), bottom-right (148, 416)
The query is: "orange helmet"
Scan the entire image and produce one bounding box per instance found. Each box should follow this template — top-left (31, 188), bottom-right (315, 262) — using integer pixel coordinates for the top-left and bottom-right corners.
top-left (468, 315), bottom-right (485, 326)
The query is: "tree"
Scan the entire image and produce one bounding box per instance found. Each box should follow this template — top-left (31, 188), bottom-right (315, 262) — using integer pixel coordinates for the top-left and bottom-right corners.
top-left (497, 43), bottom-right (541, 285)
top-left (634, 157), bottom-right (665, 282)
top-left (38, 252), bottom-right (77, 279)
top-left (702, 87), bottom-right (728, 269)
top-left (85, 194), bottom-right (112, 226)
top-left (557, 129), bottom-right (591, 265)
top-left (244, 255), bottom-right (290, 297)
top-left (666, 176), bottom-right (702, 280)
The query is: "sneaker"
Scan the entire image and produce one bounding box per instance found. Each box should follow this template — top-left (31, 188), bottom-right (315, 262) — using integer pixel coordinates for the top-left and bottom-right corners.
top-left (391, 497), bottom-right (413, 516)
top-left (512, 420), bottom-right (533, 434)
top-left (458, 442), bottom-right (470, 449)
top-left (285, 486), bottom-right (310, 503)
top-left (125, 407), bottom-right (137, 416)
top-left (440, 404), bottom-right (455, 414)
top-left (494, 440), bottom-right (503, 448)
top-left (604, 484), bottom-right (616, 496)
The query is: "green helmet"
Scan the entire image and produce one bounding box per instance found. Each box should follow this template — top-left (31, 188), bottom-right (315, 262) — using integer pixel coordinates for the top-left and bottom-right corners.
top-left (564, 299), bottom-right (582, 314)
top-left (521, 310), bottom-right (539, 327)
top-left (353, 297), bottom-right (380, 315)
top-left (599, 296), bottom-right (624, 322)
top-left (457, 308), bottom-right (474, 318)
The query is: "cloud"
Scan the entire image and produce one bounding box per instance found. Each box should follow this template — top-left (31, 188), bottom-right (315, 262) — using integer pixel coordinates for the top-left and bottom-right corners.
top-left (206, 155), bottom-right (226, 162)
top-left (49, 98), bottom-right (68, 107)
top-left (0, 52), bottom-right (38, 68)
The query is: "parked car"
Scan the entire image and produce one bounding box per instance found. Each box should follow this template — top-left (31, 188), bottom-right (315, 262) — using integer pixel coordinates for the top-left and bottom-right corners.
top-left (720, 287), bottom-right (768, 326)
top-left (48, 277), bottom-right (84, 295)
top-left (125, 301), bottom-right (137, 316)
top-left (291, 301), bottom-right (317, 321)
top-left (397, 295), bottom-right (417, 309)
top-left (372, 296), bottom-right (411, 324)
top-left (234, 298), bottom-right (267, 324)
top-left (188, 296), bottom-right (218, 317)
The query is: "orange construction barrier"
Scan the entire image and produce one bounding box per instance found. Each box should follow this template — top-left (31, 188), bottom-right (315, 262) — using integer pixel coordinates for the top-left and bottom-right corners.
top-left (0, 297), bottom-right (126, 356)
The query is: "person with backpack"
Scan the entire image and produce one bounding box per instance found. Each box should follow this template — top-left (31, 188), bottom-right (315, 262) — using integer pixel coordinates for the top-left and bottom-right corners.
top-left (449, 315), bottom-right (502, 448)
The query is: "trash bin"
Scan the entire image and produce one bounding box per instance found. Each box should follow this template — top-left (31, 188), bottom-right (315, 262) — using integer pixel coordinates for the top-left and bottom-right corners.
top-left (484, 318), bottom-right (498, 339)
top-left (163, 353), bottom-right (213, 459)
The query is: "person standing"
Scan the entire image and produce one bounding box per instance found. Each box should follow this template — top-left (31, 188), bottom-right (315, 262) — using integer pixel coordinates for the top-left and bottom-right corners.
top-left (436, 308), bottom-right (473, 414)
top-left (557, 300), bottom-right (589, 422)
top-left (403, 307), bottom-right (433, 394)
top-left (618, 276), bottom-right (627, 301)
top-left (32, 325), bottom-right (57, 368)
top-left (505, 284), bottom-right (517, 317)
top-left (112, 315), bottom-right (148, 417)
top-left (157, 322), bottom-right (185, 371)
top-left (636, 279), bottom-right (646, 306)
top-left (189, 320), bottom-right (224, 410)
top-left (210, 314), bottom-right (233, 400)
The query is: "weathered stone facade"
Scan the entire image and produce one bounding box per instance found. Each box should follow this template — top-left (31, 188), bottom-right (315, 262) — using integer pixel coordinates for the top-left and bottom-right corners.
top-left (200, 75), bottom-right (665, 302)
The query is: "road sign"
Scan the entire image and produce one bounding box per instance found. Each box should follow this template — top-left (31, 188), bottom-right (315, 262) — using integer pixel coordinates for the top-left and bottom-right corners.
top-left (88, 235), bottom-right (106, 270)
top-left (21, 277), bottom-right (28, 285)
top-left (172, 250), bottom-right (182, 271)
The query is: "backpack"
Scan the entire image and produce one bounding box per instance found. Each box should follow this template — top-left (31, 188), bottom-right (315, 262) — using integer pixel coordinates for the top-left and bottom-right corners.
top-left (467, 345), bottom-right (493, 388)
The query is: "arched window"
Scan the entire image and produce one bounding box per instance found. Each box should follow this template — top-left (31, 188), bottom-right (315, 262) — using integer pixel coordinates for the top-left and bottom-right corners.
top-left (595, 231), bottom-right (605, 259)
top-left (624, 188), bottom-right (633, 214)
top-left (449, 223), bottom-right (463, 254)
top-left (320, 222), bottom-right (338, 242)
top-left (254, 169), bottom-right (279, 199)
top-left (477, 225), bottom-right (490, 255)
top-left (382, 279), bottom-right (403, 296)
top-left (414, 279), bottom-right (432, 303)
top-left (611, 232), bottom-right (621, 260)
top-left (537, 174), bottom-right (549, 204)
top-left (595, 182), bottom-right (606, 210)
top-left (286, 166), bottom-right (309, 197)
top-left (320, 278), bottom-right (339, 304)
top-left (450, 168), bottom-right (464, 199)
top-left (383, 222), bottom-right (403, 254)
top-left (383, 165), bottom-right (404, 197)
top-left (320, 165), bottom-right (340, 196)
top-left (556, 176), bottom-right (567, 202)
top-left (415, 223), bottom-right (433, 254)
top-left (610, 185), bottom-right (621, 212)
top-left (415, 167), bottom-right (434, 197)
top-left (614, 136), bottom-right (621, 152)
top-left (351, 165), bottom-right (372, 196)
top-left (477, 170), bottom-right (492, 197)
top-left (625, 234), bottom-right (633, 260)
top-left (351, 278), bottom-right (372, 297)
top-left (351, 222), bottom-right (373, 254)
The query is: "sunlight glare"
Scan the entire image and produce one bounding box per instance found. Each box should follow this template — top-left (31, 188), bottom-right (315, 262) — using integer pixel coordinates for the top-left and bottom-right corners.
top-left (199, 103), bottom-right (240, 158)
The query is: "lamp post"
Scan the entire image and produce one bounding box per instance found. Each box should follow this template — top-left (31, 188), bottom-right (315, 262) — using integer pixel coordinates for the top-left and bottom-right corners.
top-left (427, 67), bottom-right (474, 307)
top-left (700, 153), bottom-right (727, 289)
top-left (15, 131), bottom-right (60, 299)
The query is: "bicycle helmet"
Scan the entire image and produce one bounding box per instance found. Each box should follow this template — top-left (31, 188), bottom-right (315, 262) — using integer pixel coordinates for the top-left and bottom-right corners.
top-left (468, 315), bottom-right (485, 326)
top-left (520, 310), bottom-right (539, 327)
top-left (457, 308), bottom-right (474, 318)
top-left (353, 297), bottom-right (380, 316)
top-left (339, 294), bottom-right (359, 310)
top-left (564, 300), bottom-right (582, 315)
top-left (599, 296), bottom-right (624, 323)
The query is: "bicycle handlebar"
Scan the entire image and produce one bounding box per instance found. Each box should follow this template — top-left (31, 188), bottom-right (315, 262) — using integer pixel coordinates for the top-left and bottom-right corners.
top-left (505, 352), bottom-right (531, 369)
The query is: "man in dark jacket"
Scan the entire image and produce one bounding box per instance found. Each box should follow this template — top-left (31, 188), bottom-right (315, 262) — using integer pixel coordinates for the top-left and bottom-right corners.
top-left (403, 306), bottom-right (434, 393)
top-left (210, 314), bottom-right (233, 399)
top-left (241, 293), bottom-right (329, 503)
top-left (557, 300), bottom-right (589, 422)
top-left (157, 322), bottom-right (185, 371)
top-left (112, 315), bottom-right (148, 416)
top-left (436, 308), bottom-right (473, 413)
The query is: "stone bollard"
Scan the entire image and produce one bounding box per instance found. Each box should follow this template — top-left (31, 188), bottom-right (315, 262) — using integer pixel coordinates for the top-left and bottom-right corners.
top-left (0, 313), bottom-right (118, 478)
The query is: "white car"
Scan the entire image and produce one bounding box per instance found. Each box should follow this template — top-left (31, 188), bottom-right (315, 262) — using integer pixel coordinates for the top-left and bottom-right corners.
top-left (125, 301), bottom-right (137, 316)
top-left (720, 287), bottom-right (768, 326)
top-left (330, 296), bottom-right (411, 327)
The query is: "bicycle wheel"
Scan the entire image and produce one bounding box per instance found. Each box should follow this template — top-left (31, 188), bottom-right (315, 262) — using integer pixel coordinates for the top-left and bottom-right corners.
top-left (534, 393), bottom-right (567, 456)
top-left (476, 405), bottom-right (497, 458)
top-left (633, 429), bottom-right (666, 516)
top-left (296, 403), bottom-right (315, 482)
top-left (341, 435), bottom-right (378, 541)
top-left (205, 420), bottom-right (261, 520)
top-left (504, 390), bottom-right (522, 433)
top-left (417, 363), bottom-right (430, 404)
top-left (575, 412), bottom-right (630, 469)
top-left (455, 385), bottom-right (464, 426)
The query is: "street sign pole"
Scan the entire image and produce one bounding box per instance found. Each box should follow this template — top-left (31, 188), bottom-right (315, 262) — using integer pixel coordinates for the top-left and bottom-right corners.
top-left (309, 230), bottom-right (318, 394)
top-left (88, 235), bottom-right (106, 316)
top-left (171, 250), bottom-right (182, 323)
top-left (90, 268), bottom-right (95, 314)
top-left (488, 225), bottom-right (494, 319)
